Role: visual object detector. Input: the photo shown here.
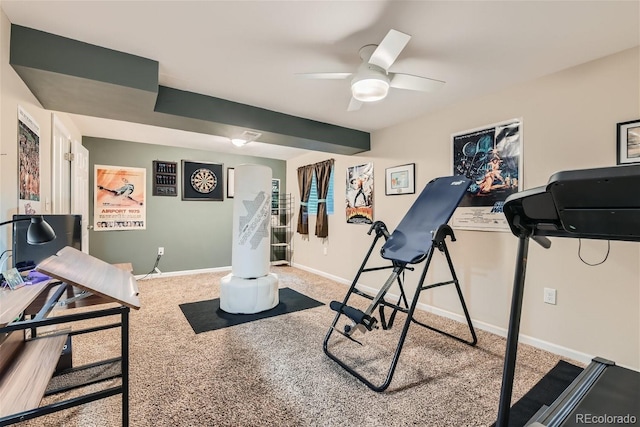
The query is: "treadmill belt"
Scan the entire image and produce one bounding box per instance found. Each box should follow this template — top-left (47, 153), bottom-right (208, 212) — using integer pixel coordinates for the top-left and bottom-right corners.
top-left (563, 365), bottom-right (639, 426)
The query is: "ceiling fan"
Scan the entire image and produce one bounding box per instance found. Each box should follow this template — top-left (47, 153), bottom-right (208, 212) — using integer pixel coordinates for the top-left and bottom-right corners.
top-left (298, 29), bottom-right (445, 111)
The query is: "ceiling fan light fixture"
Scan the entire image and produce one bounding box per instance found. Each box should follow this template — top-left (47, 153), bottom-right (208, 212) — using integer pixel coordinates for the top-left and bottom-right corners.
top-left (351, 77), bottom-right (389, 102)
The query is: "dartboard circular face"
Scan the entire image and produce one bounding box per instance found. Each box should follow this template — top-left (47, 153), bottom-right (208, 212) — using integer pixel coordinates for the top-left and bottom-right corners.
top-left (190, 168), bottom-right (217, 193)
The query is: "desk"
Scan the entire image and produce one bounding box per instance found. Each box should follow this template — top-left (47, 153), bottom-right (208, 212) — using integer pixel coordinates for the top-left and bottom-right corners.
top-left (0, 281), bottom-right (58, 375)
top-left (0, 247), bottom-right (139, 426)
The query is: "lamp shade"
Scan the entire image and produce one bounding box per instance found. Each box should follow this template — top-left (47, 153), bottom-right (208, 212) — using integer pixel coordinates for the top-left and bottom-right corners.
top-left (26, 216), bottom-right (57, 244)
top-left (0, 215), bottom-right (57, 245)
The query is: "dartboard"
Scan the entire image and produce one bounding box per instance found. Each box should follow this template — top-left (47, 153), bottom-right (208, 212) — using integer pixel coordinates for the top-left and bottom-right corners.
top-left (190, 168), bottom-right (217, 193)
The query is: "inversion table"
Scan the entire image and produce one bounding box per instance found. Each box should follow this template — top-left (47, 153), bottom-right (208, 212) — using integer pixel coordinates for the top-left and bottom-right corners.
top-left (497, 164), bottom-right (640, 426)
top-left (323, 175), bottom-right (477, 391)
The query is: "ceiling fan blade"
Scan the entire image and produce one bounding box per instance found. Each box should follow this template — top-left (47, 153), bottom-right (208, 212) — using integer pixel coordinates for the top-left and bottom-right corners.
top-left (295, 72), bottom-right (352, 80)
top-left (368, 29), bottom-right (411, 71)
top-left (347, 97), bottom-right (363, 112)
top-left (390, 73), bottom-right (446, 92)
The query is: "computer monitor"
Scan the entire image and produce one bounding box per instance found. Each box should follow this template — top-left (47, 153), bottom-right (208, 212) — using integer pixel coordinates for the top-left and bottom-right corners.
top-left (12, 214), bottom-right (82, 270)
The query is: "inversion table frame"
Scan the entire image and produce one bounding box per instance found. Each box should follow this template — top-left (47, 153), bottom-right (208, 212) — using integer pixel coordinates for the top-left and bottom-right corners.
top-left (323, 176), bottom-right (478, 391)
top-left (496, 164), bottom-right (640, 426)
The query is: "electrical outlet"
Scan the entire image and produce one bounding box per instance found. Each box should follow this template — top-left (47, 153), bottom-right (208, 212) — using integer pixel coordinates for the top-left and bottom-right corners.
top-left (323, 246), bottom-right (327, 255)
top-left (543, 288), bottom-right (557, 305)
top-left (158, 247), bottom-right (164, 256)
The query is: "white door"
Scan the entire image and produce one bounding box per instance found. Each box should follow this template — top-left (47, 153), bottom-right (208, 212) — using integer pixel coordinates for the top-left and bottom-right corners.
top-left (51, 115), bottom-right (71, 214)
top-left (71, 140), bottom-right (90, 253)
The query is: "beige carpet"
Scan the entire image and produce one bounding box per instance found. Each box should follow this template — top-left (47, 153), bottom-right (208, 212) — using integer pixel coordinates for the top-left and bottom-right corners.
top-left (18, 266), bottom-right (577, 427)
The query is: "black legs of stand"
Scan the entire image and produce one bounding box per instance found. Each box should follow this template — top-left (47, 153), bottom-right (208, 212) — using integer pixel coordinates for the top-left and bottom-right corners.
top-left (324, 226), bottom-right (476, 392)
top-left (121, 307), bottom-right (130, 427)
top-left (496, 235), bottom-right (530, 427)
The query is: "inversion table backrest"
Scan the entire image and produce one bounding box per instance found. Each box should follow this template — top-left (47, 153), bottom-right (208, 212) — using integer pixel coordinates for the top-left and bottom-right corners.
top-left (381, 176), bottom-right (471, 264)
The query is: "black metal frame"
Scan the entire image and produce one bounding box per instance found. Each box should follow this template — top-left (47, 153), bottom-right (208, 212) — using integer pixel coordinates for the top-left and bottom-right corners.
top-left (0, 283), bottom-right (131, 426)
top-left (323, 221), bottom-right (477, 392)
top-left (496, 164), bottom-right (640, 426)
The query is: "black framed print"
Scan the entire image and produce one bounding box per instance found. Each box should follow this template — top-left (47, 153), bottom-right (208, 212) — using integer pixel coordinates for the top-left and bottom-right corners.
top-left (182, 160), bottom-right (224, 201)
top-left (385, 163), bottom-right (415, 195)
top-left (227, 167), bottom-right (235, 198)
top-left (617, 119), bottom-right (640, 165)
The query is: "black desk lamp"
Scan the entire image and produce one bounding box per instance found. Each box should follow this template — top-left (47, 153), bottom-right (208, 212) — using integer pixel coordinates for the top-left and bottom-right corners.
top-left (0, 215), bottom-right (57, 244)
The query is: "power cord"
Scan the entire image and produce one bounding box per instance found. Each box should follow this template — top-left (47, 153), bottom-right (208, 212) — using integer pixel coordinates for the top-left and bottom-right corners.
top-left (578, 238), bottom-right (610, 266)
top-left (139, 254), bottom-right (162, 280)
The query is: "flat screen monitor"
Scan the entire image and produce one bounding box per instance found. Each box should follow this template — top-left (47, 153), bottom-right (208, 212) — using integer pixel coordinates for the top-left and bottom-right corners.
top-left (12, 214), bottom-right (82, 270)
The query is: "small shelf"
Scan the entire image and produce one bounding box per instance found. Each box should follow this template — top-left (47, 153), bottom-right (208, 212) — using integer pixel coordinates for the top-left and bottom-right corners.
top-left (153, 160), bottom-right (177, 197)
top-left (271, 193), bottom-right (292, 266)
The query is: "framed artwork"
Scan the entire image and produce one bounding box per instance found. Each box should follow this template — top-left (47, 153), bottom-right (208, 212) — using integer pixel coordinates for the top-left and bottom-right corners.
top-left (94, 164), bottom-right (146, 230)
top-left (18, 105), bottom-right (41, 214)
top-left (271, 178), bottom-right (280, 214)
top-left (451, 118), bottom-right (523, 232)
top-left (616, 119), bottom-right (640, 165)
top-left (182, 160), bottom-right (224, 201)
top-left (346, 162), bottom-right (373, 224)
top-left (385, 163), bottom-right (415, 195)
top-left (227, 168), bottom-right (235, 198)
top-left (2, 267), bottom-right (25, 290)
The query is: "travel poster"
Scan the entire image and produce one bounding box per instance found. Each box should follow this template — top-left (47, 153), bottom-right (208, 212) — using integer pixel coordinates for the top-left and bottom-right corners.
top-left (94, 165), bottom-right (146, 231)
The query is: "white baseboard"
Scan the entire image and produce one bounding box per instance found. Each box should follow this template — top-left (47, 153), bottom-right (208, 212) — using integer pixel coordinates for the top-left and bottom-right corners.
top-left (292, 262), bottom-right (594, 365)
top-left (135, 265), bottom-right (231, 280)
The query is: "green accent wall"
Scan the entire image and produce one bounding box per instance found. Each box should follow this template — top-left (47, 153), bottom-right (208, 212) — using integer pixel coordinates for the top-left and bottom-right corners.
top-left (84, 137), bottom-right (286, 275)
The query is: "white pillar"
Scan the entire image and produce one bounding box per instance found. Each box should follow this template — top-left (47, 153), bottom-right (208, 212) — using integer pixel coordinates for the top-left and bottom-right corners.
top-left (220, 164), bottom-right (279, 313)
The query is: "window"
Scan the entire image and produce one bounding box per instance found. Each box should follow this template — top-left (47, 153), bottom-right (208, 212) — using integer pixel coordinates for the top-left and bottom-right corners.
top-left (307, 168), bottom-right (334, 215)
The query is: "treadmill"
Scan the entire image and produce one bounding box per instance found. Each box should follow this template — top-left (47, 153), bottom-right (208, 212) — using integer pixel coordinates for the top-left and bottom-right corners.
top-left (496, 164), bottom-right (640, 426)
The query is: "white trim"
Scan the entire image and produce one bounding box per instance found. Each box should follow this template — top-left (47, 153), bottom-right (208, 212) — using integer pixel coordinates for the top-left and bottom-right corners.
top-left (135, 265), bottom-right (231, 280)
top-left (292, 262), bottom-right (594, 365)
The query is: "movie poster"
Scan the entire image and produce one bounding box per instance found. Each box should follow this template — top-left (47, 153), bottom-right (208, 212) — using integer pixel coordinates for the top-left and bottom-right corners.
top-left (451, 119), bottom-right (522, 231)
top-left (94, 165), bottom-right (146, 231)
top-left (346, 162), bottom-right (373, 224)
top-left (18, 106), bottom-right (41, 214)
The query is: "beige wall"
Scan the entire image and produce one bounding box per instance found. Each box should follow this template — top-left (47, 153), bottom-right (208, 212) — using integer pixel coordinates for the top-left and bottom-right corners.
top-left (0, 9), bottom-right (82, 254)
top-left (287, 47), bottom-right (640, 369)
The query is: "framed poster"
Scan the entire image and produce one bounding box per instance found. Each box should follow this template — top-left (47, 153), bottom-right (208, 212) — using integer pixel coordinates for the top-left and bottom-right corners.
top-left (451, 118), bottom-right (522, 231)
top-left (227, 168), bottom-right (235, 198)
top-left (94, 165), bottom-right (146, 231)
top-left (385, 163), bottom-right (415, 195)
top-left (617, 119), bottom-right (640, 165)
top-left (182, 160), bottom-right (224, 201)
top-left (346, 162), bottom-right (373, 224)
top-left (18, 106), bottom-right (41, 214)
top-left (272, 178), bottom-right (280, 214)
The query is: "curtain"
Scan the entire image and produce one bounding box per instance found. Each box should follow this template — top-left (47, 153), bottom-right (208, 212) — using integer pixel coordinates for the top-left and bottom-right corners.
top-left (314, 159), bottom-right (334, 238)
top-left (296, 165), bottom-right (313, 235)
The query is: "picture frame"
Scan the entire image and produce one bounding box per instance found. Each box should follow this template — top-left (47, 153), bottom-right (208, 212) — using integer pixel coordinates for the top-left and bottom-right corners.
top-left (271, 178), bottom-right (280, 214)
top-left (182, 160), bottom-right (224, 201)
top-left (227, 168), bottom-right (235, 198)
top-left (2, 267), bottom-right (25, 290)
top-left (616, 119), bottom-right (640, 165)
top-left (385, 163), bottom-right (415, 195)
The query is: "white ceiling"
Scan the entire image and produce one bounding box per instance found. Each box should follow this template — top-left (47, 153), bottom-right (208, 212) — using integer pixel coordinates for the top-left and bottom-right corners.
top-left (2, 0), bottom-right (639, 160)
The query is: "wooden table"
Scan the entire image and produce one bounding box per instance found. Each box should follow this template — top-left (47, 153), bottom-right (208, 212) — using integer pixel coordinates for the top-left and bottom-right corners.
top-left (0, 246), bottom-right (139, 425)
